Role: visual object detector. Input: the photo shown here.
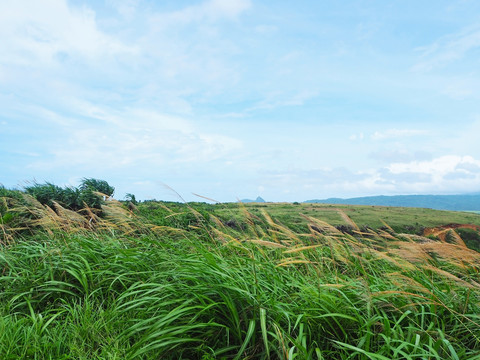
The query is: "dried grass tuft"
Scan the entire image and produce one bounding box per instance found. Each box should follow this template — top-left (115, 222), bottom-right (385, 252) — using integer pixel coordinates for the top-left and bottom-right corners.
top-left (247, 239), bottom-right (287, 248)
top-left (337, 209), bottom-right (360, 231)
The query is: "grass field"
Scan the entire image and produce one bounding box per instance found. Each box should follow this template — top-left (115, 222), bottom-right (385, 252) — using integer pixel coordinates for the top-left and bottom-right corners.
top-left (1, 188), bottom-right (480, 359)
top-left (210, 202), bottom-right (480, 233)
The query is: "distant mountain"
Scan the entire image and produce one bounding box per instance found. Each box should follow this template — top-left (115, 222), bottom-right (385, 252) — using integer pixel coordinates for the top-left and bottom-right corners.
top-left (240, 196), bottom-right (266, 203)
top-left (304, 194), bottom-right (480, 211)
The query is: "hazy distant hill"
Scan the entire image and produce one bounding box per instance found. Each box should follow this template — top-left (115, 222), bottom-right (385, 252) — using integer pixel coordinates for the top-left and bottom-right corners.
top-left (240, 196), bottom-right (266, 203)
top-left (305, 194), bottom-right (480, 211)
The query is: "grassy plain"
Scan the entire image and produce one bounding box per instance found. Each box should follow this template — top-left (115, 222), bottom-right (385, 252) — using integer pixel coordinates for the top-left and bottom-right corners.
top-left (1, 193), bottom-right (480, 359)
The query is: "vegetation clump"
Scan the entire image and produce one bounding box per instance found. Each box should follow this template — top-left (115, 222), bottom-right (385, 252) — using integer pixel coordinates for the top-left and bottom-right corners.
top-left (455, 227), bottom-right (480, 252)
top-left (25, 178), bottom-right (115, 211)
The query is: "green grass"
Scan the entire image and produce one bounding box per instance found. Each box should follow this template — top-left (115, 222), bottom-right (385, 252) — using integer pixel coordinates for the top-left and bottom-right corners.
top-left (1, 197), bottom-right (480, 358)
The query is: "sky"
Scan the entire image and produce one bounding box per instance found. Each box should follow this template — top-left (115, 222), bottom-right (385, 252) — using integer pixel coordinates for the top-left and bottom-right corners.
top-left (1, 0), bottom-right (480, 202)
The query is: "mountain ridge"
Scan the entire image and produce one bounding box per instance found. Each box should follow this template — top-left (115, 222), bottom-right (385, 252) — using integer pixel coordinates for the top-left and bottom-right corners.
top-left (240, 196), bottom-right (266, 203)
top-left (304, 194), bottom-right (480, 211)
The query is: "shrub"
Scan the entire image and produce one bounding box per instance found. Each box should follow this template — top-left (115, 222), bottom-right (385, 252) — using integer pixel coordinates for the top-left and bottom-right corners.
top-left (125, 193), bottom-right (137, 205)
top-left (25, 183), bottom-right (64, 207)
top-left (79, 178), bottom-right (115, 197)
top-left (457, 227), bottom-right (480, 252)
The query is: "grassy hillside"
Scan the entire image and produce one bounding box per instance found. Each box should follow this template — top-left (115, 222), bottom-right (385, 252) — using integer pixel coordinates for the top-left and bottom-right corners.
top-left (1, 186), bottom-right (480, 359)
top-left (210, 202), bottom-right (480, 234)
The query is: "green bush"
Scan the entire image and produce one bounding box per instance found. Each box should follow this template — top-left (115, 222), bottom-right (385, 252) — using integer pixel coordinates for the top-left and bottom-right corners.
top-left (25, 183), bottom-right (64, 207)
top-left (0, 186), bottom-right (22, 217)
top-left (457, 227), bottom-right (480, 252)
top-left (79, 178), bottom-right (115, 197)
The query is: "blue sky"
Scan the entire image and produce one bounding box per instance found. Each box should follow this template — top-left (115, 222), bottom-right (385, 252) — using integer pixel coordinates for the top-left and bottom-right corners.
top-left (1, 0), bottom-right (480, 202)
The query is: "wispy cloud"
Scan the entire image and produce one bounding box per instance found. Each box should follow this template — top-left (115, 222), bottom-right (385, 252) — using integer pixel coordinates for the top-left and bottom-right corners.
top-left (149, 0), bottom-right (251, 26)
top-left (246, 90), bottom-right (319, 112)
top-left (107, 0), bottom-right (140, 19)
top-left (371, 129), bottom-right (427, 141)
top-left (413, 24), bottom-right (480, 72)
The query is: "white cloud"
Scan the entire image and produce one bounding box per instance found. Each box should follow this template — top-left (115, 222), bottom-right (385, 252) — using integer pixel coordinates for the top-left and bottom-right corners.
top-left (129, 0), bottom-right (250, 101)
top-left (371, 129), bottom-right (427, 141)
top-left (388, 155), bottom-right (480, 176)
top-left (384, 155), bottom-right (480, 193)
top-left (25, 102), bottom-right (242, 172)
top-left (283, 90), bottom-right (319, 106)
top-left (349, 132), bottom-right (364, 141)
top-left (441, 76), bottom-right (476, 100)
top-left (255, 154), bottom-right (480, 200)
top-left (246, 90), bottom-right (319, 112)
top-left (0, 0), bottom-right (135, 67)
top-left (66, 99), bottom-right (194, 133)
top-left (369, 149), bottom-right (432, 164)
